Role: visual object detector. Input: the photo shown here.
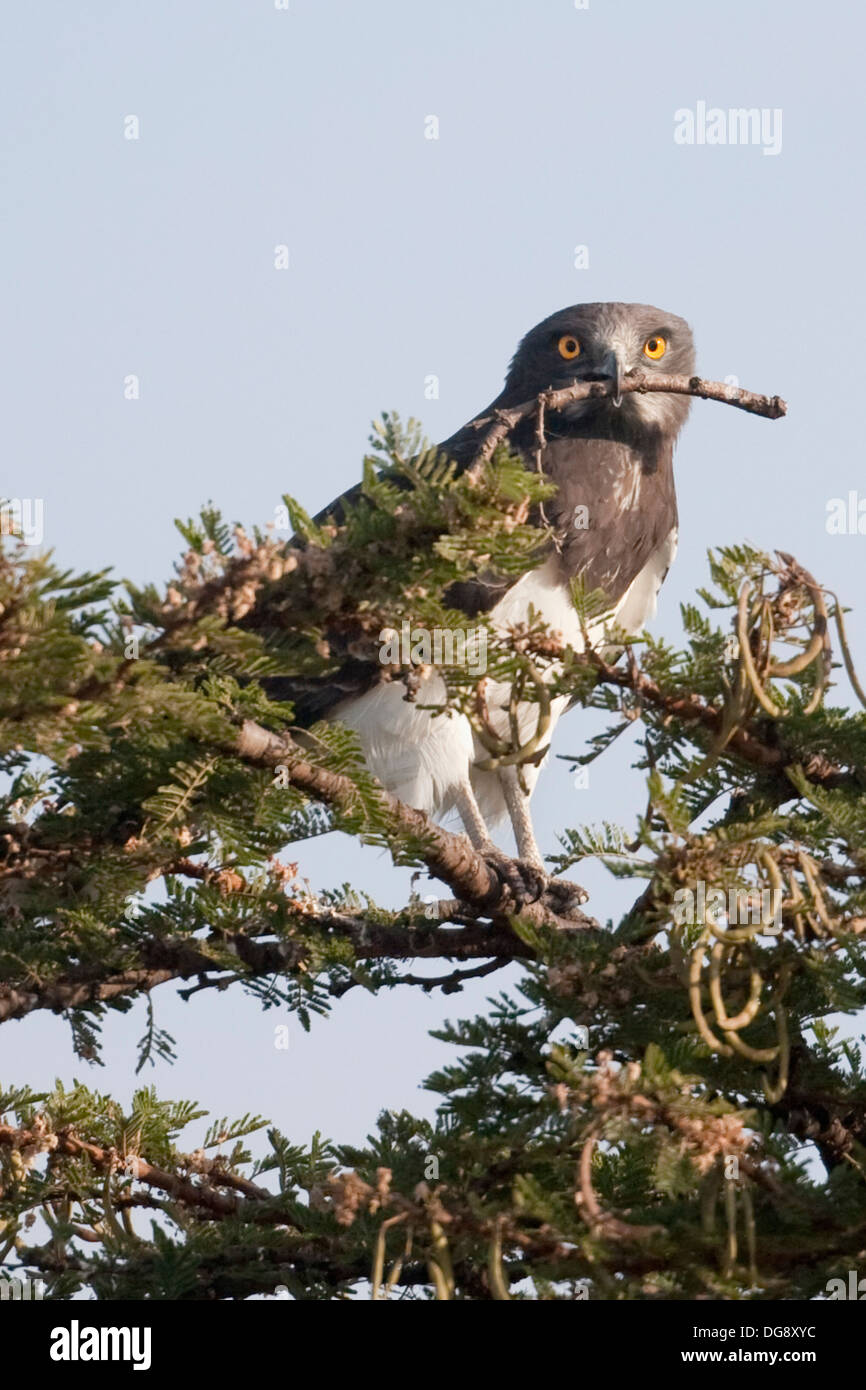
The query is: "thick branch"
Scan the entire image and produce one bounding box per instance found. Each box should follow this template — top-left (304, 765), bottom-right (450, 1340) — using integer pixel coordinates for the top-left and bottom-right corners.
top-left (0, 912), bottom-right (536, 1024)
top-left (232, 719), bottom-right (597, 931)
top-left (0, 1121), bottom-right (244, 1219)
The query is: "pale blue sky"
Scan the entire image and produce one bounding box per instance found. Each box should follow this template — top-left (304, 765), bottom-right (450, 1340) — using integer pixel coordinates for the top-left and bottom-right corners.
top-left (1, 0), bottom-right (863, 1150)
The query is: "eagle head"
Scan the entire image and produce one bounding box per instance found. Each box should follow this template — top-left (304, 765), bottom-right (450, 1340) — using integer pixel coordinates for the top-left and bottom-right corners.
top-left (503, 301), bottom-right (696, 439)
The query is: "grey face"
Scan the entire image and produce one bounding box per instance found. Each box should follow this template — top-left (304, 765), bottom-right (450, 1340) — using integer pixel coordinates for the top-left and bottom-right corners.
top-left (503, 302), bottom-right (696, 436)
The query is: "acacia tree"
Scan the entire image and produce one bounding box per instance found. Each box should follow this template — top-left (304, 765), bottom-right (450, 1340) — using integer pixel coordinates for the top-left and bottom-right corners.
top-left (3, 376), bottom-right (866, 1301)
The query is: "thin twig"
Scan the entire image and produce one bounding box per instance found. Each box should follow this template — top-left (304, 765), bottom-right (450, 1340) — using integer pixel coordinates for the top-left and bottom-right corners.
top-left (468, 373), bottom-right (786, 465)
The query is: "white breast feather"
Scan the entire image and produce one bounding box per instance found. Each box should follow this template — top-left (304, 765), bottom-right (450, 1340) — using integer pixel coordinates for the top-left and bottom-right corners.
top-left (333, 530), bottom-right (678, 822)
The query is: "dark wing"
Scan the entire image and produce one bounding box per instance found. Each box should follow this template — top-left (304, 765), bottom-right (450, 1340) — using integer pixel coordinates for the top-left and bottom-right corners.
top-left (247, 408), bottom-right (677, 724)
top-left (256, 656), bottom-right (381, 725)
top-left (247, 406), bottom-right (523, 724)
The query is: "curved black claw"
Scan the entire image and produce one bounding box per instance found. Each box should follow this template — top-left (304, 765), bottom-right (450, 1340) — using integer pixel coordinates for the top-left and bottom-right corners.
top-left (475, 841), bottom-right (590, 918)
top-left (542, 876), bottom-right (590, 920)
top-left (507, 857), bottom-right (550, 907)
top-left (478, 846), bottom-right (545, 907)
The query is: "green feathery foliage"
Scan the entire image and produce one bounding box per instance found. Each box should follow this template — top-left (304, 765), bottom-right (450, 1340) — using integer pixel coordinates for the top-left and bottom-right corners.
top-left (2, 425), bottom-right (866, 1300)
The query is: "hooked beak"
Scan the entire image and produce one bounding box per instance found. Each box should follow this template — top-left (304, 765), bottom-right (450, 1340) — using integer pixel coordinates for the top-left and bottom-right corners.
top-left (601, 351), bottom-right (626, 408)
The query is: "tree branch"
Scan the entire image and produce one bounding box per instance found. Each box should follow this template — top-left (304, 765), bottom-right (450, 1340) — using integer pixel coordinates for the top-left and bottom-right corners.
top-left (0, 910), bottom-right (538, 1024)
top-left (231, 719), bottom-right (597, 931)
top-left (585, 649), bottom-right (854, 790)
top-left (468, 373), bottom-right (786, 463)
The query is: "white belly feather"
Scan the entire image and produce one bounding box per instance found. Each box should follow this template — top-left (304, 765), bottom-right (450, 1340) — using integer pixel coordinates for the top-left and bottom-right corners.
top-left (333, 530), bottom-right (677, 821)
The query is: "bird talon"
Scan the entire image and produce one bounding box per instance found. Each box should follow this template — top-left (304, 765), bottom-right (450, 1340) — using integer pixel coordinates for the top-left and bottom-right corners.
top-left (479, 846), bottom-right (543, 907)
top-left (480, 851), bottom-right (590, 924)
top-left (543, 876), bottom-right (590, 919)
top-left (479, 846), bottom-right (586, 913)
top-left (511, 857), bottom-right (549, 904)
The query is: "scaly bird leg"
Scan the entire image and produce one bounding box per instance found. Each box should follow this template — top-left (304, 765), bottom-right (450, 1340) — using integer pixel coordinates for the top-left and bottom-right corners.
top-left (499, 766), bottom-right (589, 917)
top-left (499, 764), bottom-right (545, 870)
top-left (453, 780), bottom-right (490, 849)
top-left (453, 778), bottom-right (547, 905)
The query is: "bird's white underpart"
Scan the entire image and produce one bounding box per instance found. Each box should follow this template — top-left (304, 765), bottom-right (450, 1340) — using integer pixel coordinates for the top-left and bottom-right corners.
top-left (333, 530), bottom-right (677, 868)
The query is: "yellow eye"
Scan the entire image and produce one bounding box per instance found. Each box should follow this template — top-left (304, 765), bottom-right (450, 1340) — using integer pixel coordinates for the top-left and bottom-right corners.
top-left (557, 334), bottom-right (581, 360)
top-left (643, 335), bottom-right (667, 360)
